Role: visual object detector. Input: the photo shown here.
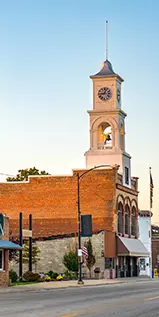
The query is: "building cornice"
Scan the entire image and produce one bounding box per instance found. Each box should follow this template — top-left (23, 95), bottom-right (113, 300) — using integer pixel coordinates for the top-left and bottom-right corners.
top-left (116, 183), bottom-right (138, 196)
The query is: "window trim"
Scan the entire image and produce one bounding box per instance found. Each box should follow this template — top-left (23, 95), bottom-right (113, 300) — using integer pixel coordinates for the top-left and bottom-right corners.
top-left (131, 207), bottom-right (136, 236)
top-left (0, 249), bottom-right (3, 271)
top-left (117, 202), bottom-right (123, 234)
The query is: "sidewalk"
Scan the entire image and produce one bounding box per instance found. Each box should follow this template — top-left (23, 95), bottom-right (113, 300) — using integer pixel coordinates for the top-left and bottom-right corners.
top-left (0, 277), bottom-right (154, 294)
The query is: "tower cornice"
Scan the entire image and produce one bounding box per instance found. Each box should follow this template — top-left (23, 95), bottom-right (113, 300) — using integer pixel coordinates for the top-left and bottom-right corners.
top-left (87, 109), bottom-right (127, 118)
top-left (90, 73), bottom-right (124, 83)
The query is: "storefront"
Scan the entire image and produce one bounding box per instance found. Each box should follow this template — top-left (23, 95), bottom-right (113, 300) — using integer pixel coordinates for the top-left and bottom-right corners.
top-left (116, 236), bottom-right (149, 278)
top-left (0, 214), bottom-right (22, 287)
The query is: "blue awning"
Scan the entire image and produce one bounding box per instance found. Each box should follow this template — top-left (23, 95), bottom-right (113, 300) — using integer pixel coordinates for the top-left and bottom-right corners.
top-left (0, 240), bottom-right (23, 250)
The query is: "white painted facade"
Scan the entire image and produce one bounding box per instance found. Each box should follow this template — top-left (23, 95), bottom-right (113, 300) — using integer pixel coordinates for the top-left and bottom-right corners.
top-left (138, 211), bottom-right (152, 277)
top-left (84, 59), bottom-right (132, 188)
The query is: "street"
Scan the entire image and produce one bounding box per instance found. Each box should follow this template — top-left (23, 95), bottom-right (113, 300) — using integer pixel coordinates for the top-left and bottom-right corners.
top-left (0, 280), bottom-right (159, 317)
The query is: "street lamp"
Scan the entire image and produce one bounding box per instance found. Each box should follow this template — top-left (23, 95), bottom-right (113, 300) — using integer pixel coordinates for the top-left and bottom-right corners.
top-left (76, 164), bottom-right (110, 284)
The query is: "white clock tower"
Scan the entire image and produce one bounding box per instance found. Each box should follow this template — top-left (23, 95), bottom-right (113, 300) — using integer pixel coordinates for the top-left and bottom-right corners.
top-left (85, 55), bottom-right (131, 187)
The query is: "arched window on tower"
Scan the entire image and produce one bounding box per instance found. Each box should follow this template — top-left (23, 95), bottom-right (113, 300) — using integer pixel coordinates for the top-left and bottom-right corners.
top-left (118, 202), bottom-right (123, 234)
top-left (125, 204), bottom-right (130, 235)
top-left (131, 207), bottom-right (136, 236)
top-left (97, 122), bottom-right (112, 149)
top-left (103, 126), bottom-right (112, 148)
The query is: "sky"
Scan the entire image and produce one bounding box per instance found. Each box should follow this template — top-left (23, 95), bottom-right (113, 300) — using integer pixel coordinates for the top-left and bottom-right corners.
top-left (0, 0), bottom-right (159, 223)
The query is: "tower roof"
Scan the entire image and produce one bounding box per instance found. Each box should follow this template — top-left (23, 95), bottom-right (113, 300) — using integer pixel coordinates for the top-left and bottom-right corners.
top-left (94, 59), bottom-right (115, 76)
top-left (90, 59), bottom-right (124, 82)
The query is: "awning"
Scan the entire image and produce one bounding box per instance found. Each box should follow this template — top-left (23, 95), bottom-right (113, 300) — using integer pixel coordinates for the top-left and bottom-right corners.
top-left (0, 240), bottom-right (23, 250)
top-left (117, 236), bottom-right (149, 257)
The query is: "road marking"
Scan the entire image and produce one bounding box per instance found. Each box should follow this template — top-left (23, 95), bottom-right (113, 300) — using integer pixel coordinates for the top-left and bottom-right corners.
top-left (61, 314), bottom-right (77, 317)
top-left (144, 295), bottom-right (159, 301)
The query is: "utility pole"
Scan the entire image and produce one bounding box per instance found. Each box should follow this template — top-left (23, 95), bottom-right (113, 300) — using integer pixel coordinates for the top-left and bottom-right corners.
top-left (76, 164), bottom-right (110, 284)
top-left (19, 212), bottom-right (23, 281)
top-left (29, 214), bottom-right (32, 272)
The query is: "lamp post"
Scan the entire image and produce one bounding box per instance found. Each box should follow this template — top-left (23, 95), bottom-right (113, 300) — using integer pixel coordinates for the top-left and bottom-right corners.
top-left (76, 164), bottom-right (111, 284)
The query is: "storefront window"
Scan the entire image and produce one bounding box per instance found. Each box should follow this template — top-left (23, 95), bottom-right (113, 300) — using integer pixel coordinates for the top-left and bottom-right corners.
top-left (140, 258), bottom-right (145, 270)
top-left (105, 258), bottom-right (115, 269)
top-left (0, 250), bottom-right (3, 270)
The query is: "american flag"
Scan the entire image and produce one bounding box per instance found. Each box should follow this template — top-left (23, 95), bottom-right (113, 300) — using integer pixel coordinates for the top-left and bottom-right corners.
top-left (150, 167), bottom-right (154, 209)
top-left (82, 241), bottom-right (88, 264)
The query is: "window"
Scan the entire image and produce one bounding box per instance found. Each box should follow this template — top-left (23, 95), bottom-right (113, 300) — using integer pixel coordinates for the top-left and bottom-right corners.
top-left (0, 250), bottom-right (3, 270)
top-left (118, 202), bottom-right (123, 234)
top-left (105, 258), bottom-right (115, 269)
top-left (140, 258), bottom-right (146, 270)
top-left (125, 167), bottom-right (129, 185)
top-left (125, 205), bottom-right (130, 235)
top-left (131, 207), bottom-right (136, 236)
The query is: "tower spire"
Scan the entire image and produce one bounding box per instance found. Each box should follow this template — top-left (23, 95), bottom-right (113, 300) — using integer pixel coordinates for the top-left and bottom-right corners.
top-left (106, 20), bottom-right (108, 60)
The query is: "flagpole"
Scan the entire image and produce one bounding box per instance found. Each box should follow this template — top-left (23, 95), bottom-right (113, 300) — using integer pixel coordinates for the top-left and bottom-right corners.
top-left (149, 166), bottom-right (153, 278)
top-left (149, 167), bottom-right (151, 213)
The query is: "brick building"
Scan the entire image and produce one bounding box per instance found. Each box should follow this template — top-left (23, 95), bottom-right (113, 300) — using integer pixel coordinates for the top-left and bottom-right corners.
top-left (151, 225), bottom-right (159, 269)
top-left (0, 166), bottom-right (147, 278)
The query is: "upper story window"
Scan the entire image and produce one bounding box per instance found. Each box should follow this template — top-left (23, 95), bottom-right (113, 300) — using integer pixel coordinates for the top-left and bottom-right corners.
top-left (125, 167), bottom-right (129, 185)
top-left (125, 204), bottom-right (130, 235)
top-left (131, 206), bottom-right (136, 236)
top-left (118, 202), bottom-right (123, 234)
top-left (0, 250), bottom-right (3, 270)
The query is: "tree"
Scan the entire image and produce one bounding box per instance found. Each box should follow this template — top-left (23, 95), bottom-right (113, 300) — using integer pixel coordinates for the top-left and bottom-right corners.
top-left (63, 250), bottom-right (78, 275)
top-left (86, 239), bottom-right (96, 278)
top-left (16, 241), bottom-right (40, 272)
top-left (6, 167), bottom-right (49, 182)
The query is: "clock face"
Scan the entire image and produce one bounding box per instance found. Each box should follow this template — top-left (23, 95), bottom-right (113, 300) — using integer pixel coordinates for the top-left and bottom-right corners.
top-left (117, 89), bottom-right (120, 103)
top-left (98, 87), bottom-right (112, 101)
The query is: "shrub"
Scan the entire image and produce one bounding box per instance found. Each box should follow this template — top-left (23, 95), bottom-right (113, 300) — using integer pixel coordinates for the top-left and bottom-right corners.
top-left (56, 275), bottom-right (63, 281)
top-left (63, 250), bottom-right (78, 273)
top-left (23, 271), bottom-right (40, 282)
top-left (64, 270), bottom-right (77, 280)
top-left (9, 270), bottom-right (18, 283)
top-left (86, 239), bottom-right (96, 278)
top-left (47, 270), bottom-right (58, 280)
top-left (44, 275), bottom-right (51, 282)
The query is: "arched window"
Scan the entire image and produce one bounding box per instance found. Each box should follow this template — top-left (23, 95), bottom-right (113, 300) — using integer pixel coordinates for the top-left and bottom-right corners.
top-left (118, 202), bottom-right (123, 234)
top-left (125, 204), bottom-right (130, 235)
top-left (131, 207), bottom-right (136, 236)
top-left (97, 122), bottom-right (112, 149)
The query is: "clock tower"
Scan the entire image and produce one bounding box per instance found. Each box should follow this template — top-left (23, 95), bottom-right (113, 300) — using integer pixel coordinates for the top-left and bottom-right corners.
top-left (84, 58), bottom-right (131, 187)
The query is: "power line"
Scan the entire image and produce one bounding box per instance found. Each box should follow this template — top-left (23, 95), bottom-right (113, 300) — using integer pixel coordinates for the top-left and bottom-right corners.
top-left (0, 173), bottom-right (15, 177)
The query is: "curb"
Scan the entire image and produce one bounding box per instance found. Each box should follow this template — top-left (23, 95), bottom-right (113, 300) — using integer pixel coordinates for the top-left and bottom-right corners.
top-left (0, 278), bottom-right (154, 295)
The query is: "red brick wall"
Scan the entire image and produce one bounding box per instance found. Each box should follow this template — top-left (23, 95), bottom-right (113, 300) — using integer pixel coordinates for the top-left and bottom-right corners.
top-left (0, 169), bottom-right (117, 239)
top-left (152, 237), bottom-right (159, 268)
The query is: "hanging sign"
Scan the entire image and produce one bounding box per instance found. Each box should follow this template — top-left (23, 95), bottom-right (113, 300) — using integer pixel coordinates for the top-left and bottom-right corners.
top-left (0, 213), bottom-right (4, 237)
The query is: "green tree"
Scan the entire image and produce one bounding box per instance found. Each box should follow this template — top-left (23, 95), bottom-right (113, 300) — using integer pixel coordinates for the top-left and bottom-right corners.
top-left (63, 250), bottom-right (78, 276)
top-left (16, 241), bottom-right (40, 272)
top-left (86, 239), bottom-right (96, 278)
top-left (6, 167), bottom-right (49, 182)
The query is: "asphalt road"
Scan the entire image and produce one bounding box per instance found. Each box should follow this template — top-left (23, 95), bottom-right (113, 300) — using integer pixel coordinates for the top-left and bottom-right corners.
top-left (0, 280), bottom-right (159, 317)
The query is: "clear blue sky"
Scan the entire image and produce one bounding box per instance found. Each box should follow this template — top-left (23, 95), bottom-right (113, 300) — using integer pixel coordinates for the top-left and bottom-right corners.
top-left (0, 0), bottom-right (158, 222)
